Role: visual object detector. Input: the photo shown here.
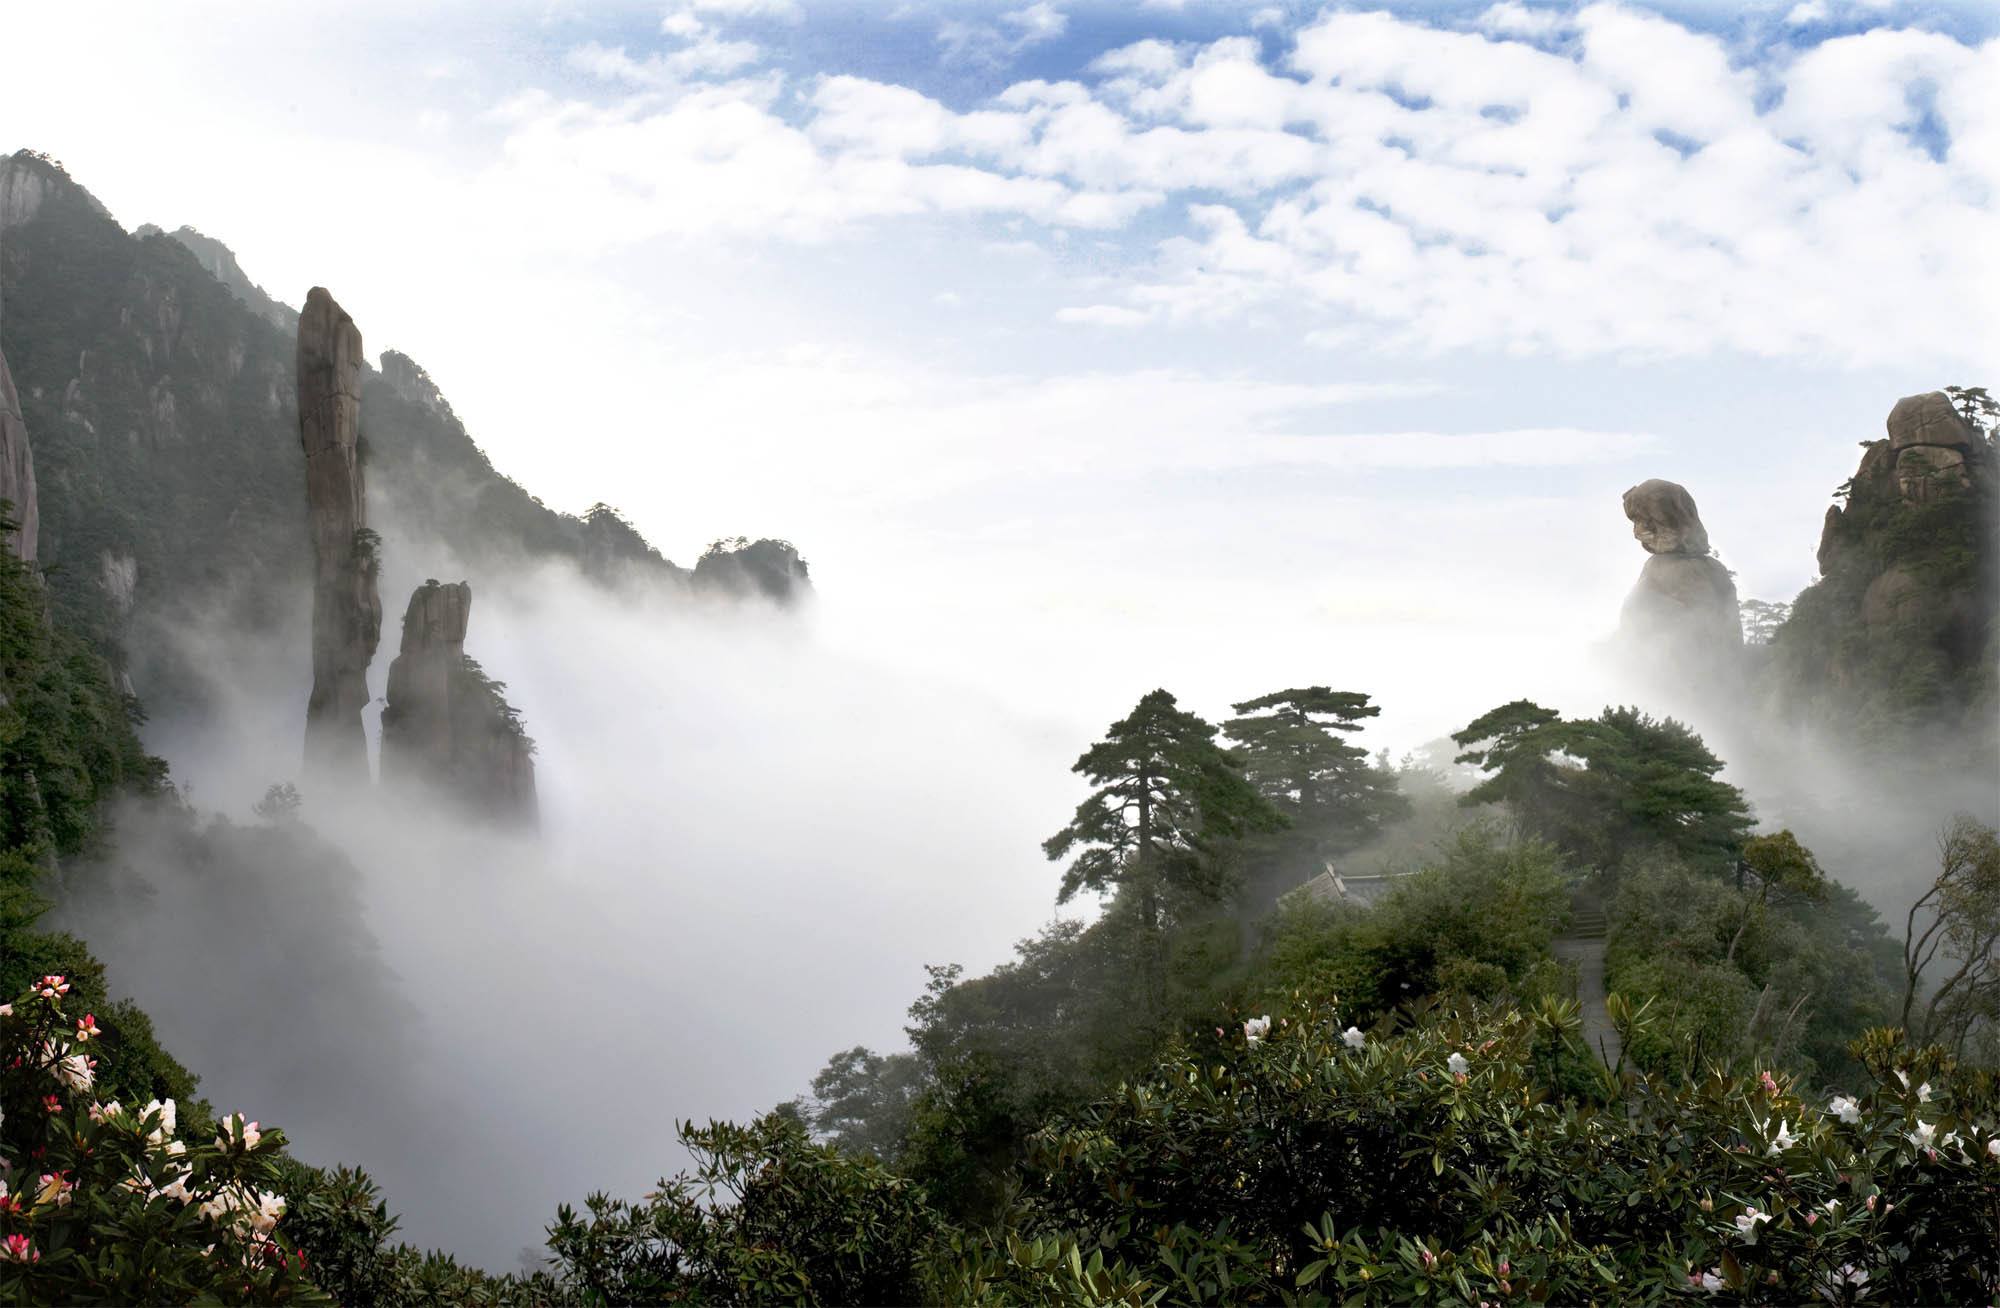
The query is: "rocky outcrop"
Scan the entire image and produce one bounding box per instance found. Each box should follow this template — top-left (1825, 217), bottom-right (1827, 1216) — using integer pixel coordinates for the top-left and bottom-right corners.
top-left (378, 350), bottom-right (454, 421)
top-left (1, 151), bottom-right (110, 231)
top-left (1618, 479), bottom-right (1741, 659)
top-left (380, 580), bottom-right (537, 827)
top-left (692, 536), bottom-right (812, 604)
top-left (0, 345), bottom-right (38, 562)
top-left (1775, 392), bottom-right (1998, 736)
top-left (298, 288), bottom-right (382, 782)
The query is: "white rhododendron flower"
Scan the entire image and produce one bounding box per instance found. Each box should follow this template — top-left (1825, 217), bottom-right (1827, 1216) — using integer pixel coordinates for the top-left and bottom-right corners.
top-left (54, 1050), bottom-right (93, 1093)
top-left (141, 1097), bottom-right (178, 1145)
top-left (1734, 1208), bottom-right (1769, 1243)
top-left (1767, 1119), bottom-right (1797, 1154)
top-left (1699, 1269), bottom-right (1724, 1293)
top-left (1447, 1052), bottom-right (1469, 1076)
top-left (1908, 1120), bottom-right (1936, 1149)
top-left (217, 1114), bottom-right (262, 1151)
top-left (1244, 1016), bottom-right (1270, 1045)
top-left (1916, 1082), bottom-right (1931, 1103)
top-left (1342, 1026), bottom-right (1365, 1050)
top-left (1829, 1095), bottom-right (1860, 1124)
top-left (154, 1169), bottom-right (196, 1205)
top-left (1987, 1137), bottom-right (1999, 1160)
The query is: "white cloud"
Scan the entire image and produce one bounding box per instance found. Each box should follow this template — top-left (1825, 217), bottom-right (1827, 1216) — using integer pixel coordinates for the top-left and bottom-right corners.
top-left (566, 38), bottom-right (761, 87)
top-left (493, 5), bottom-right (1999, 369)
top-left (940, 2), bottom-right (1070, 68)
top-left (1055, 303), bottom-right (1149, 325)
top-left (1785, 0), bottom-right (1830, 23)
top-left (1474, 2), bottom-right (1567, 38)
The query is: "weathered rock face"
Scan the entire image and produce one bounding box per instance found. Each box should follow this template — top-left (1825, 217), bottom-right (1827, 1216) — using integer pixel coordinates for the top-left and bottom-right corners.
top-left (380, 580), bottom-right (537, 827)
top-left (0, 345), bottom-right (38, 562)
top-left (1618, 479), bottom-right (1742, 658)
top-left (1776, 392), bottom-right (1998, 736)
top-left (298, 288), bottom-right (382, 782)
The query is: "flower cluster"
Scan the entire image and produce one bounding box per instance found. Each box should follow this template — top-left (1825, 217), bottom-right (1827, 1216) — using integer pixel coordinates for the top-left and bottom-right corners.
top-left (0, 976), bottom-right (313, 1300)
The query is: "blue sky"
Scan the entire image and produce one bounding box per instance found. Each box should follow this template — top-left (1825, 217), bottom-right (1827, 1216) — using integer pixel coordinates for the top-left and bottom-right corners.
top-left (3, 0), bottom-right (1996, 753)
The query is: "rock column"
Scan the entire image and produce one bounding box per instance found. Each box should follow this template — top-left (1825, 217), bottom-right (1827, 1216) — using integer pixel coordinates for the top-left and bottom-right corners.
top-left (297, 287), bottom-right (381, 781)
top-left (382, 580), bottom-right (537, 828)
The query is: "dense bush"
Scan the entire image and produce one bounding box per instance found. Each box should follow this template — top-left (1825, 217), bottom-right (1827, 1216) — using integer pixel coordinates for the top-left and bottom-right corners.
top-left (0, 977), bottom-right (316, 1303)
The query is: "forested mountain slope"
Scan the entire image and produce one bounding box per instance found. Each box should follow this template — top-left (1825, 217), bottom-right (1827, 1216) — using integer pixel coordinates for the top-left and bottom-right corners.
top-left (0, 149), bottom-right (808, 720)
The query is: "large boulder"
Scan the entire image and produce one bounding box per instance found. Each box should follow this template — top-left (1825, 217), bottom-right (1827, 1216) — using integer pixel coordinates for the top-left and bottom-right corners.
top-left (1622, 478), bottom-right (1712, 556)
top-left (298, 287), bottom-right (382, 783)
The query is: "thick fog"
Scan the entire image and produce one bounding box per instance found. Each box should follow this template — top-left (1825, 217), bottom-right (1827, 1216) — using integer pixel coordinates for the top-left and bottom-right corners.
top-left (59, 528), bottom-right (1084, 1268)
top-left (49, 486), bottom-right (1996, 1270)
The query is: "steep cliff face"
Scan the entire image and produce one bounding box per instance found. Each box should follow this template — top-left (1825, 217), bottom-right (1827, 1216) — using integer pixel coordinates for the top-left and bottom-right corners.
top-left (1771, 391), bottom-right (1998, 738)
top-left (1615, 479), bottom-right (1741, 692)
top-left (0, 345), bottom-right (39, 562)
top-left (381, 580), bottom-right (536, 826)
top-left (297, 288), bottom-right (382, 781)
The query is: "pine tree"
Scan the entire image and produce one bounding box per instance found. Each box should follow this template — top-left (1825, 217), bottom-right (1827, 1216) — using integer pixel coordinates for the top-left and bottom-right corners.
top-left (1222, 687), bottom-right (1408, 867)
top-left (1043, 689), bottom-right (1282, 919)
top-left (1452, 701), bottom-right (1754, 875)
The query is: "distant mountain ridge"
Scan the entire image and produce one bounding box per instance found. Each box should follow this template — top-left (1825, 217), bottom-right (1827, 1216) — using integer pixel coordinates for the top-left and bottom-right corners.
top-left (0, 148), bottom-right (809, 720)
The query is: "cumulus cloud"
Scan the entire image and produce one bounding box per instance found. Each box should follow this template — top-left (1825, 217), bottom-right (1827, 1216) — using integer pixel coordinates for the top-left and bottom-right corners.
top-left (1474, 2), bottom-right (1568, 37)
top-left (486, 5), bottom-right (1997, 367)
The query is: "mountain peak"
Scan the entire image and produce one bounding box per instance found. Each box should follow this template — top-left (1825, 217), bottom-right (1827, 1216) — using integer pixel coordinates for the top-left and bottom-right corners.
top-left (1, 149), bottom-right (111, 231)
top-left (133, 222), bottom-right (298, 332)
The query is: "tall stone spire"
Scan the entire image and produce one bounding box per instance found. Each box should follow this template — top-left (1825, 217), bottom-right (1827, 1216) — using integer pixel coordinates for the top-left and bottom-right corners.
top-left (297, 287), bottom-right (381, 781)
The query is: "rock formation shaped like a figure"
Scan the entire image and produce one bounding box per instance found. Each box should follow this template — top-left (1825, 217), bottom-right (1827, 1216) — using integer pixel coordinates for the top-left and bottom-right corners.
top-left (0, 345), bottom-right (38, 563)
top-left (1618, 479), bottom-right (1742, 664)
top-left (381, 580), bottom-right (537, 827)
top-left (298, 288), bottom-right (382, 782)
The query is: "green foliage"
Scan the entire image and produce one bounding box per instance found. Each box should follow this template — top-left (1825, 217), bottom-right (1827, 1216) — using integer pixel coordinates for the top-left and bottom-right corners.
top-left (597, 1003), bottom-right (2000, 1305)
top-left (0, 522), bottom-right (164, 866)
top-left (537, 1115), bottom-right (941, 1306)
top-left (1247, 826), bottom-right (1570, 1022)
top-left (1606, 852), bottom-right (1899, 1083)
top-left (1452, 701), bottom-right (1754, 875)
